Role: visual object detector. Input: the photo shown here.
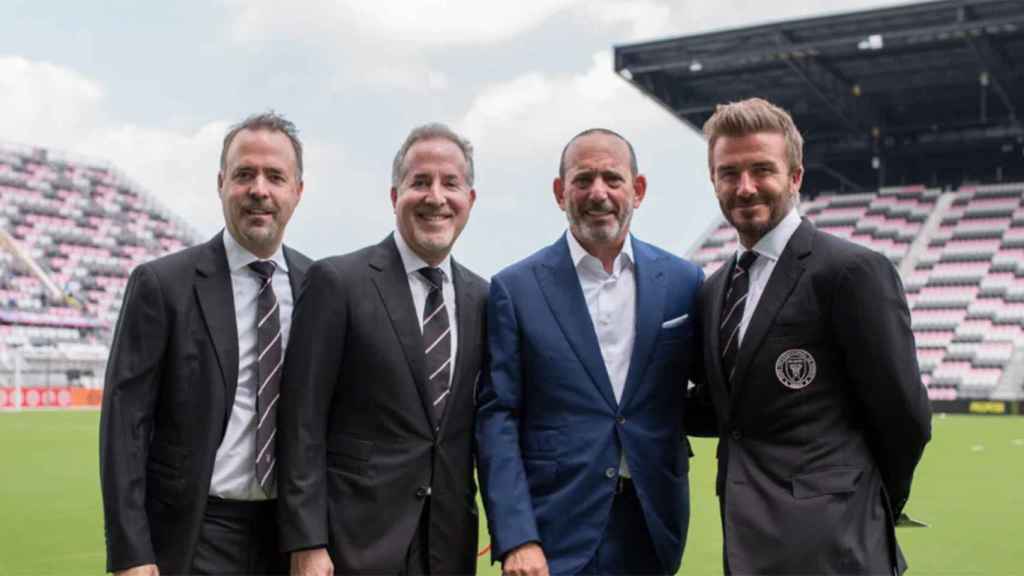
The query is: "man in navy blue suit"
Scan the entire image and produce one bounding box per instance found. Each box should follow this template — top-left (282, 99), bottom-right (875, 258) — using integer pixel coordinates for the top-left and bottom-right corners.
top-left (477, 129), bottom-right (705, 576)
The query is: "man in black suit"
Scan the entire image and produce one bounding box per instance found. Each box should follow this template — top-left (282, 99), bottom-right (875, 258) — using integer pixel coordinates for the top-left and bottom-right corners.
top-left (693, 98), bottom-right (932, 575)
top-left (278, 123), bottom-right (487, 576)
top-left (100, 112), bottom-right (311, 575)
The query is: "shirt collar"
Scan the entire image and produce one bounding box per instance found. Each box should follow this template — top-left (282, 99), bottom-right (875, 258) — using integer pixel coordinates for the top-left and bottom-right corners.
top-left (222, 229), bottom-right (288, 273)
top-left (394, 229), bottom-right (453, 283)
top-left (738, 206), bottom-right (801, 264)
top-left (565, 229), bottom-right (634, 275)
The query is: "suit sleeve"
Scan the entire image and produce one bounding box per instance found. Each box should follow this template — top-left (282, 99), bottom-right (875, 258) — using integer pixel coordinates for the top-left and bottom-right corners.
top-left (278, 261), bottom-right (346, 552)
top-left (99, 264), bottom-right (168, 572)
top-left (832, 251), bottom-right (932, 517)
top-left (685, 270), bottom-right (718, 437)
top-left (475, 276), bottom-right (541, 562)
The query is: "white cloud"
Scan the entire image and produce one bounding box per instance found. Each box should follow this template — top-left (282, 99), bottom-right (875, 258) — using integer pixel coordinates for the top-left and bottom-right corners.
top-left (222, 0), bottom-right (579, 48)
top-left (585, 0), bottom-right (675, 40)
top-left (0, 56), bottom-right (104, 150)
top-left (459, 50), bottom-right (665, 165)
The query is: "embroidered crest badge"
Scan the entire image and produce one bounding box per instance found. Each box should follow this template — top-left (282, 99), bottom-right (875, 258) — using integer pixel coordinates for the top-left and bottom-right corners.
top-left (775, 349), bottom-right (816, 389)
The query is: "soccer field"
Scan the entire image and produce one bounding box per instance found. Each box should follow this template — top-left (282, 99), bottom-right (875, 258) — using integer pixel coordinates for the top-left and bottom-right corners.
top-left (0, 412), bottom-right (1020, 575)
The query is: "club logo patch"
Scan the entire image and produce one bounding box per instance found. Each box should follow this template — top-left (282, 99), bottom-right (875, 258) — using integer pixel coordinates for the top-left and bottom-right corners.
top-left (775, 349), bottom-right (816, 389)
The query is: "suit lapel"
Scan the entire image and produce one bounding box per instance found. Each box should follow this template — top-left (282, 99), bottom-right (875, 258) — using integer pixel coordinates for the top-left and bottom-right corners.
top-left (193, 234), bottom-right (239, 427)
top-left (535, 235), bottom-right (617, 410)
top-left (369, 235), bottom-right (437, 433)
top-left (442, 259), bottom-right (478, 435)
top-left (283, 245), bottom-right (311, 304)
top-left (619, 238), bottom-right (666, 411)
top-left (730, 220), bottom-right (813, 407)
top-left (702, 262), bottom-right (733, 421)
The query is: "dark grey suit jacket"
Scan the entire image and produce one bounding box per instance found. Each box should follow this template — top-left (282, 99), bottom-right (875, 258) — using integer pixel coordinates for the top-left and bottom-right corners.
top-left (694, 219), bottom-right (931, 575)
top-left (278, 234), bottom-right (487, 575)
top-left (99, 233), bottom-right (311, 574)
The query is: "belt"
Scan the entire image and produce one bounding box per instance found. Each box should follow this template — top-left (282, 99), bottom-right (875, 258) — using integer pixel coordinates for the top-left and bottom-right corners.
top-left (205, 496), bottom-right (276, 519)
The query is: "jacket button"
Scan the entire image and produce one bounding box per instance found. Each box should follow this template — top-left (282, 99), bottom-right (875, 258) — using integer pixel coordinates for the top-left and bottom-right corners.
top-left (730, 429), bottom-right (742, 440)
top-left (415, 486), bottom-right (432, 498)
top-left (616, 416), bottom-right (626, 425)
top-left (605, 467), bottom-right (617, 479)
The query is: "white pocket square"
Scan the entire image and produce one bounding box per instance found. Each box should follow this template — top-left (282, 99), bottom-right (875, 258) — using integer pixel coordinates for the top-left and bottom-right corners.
top-left (661, 314), bottom-right (688, 329)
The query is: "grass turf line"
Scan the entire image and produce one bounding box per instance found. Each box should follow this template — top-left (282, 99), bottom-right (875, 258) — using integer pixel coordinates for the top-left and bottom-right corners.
top-left (0, 412), bottom-right (1019, 575)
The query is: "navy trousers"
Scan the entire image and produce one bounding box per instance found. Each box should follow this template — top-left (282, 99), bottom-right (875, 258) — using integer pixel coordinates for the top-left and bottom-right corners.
top-left (579, 478), bottom-right (665, 576)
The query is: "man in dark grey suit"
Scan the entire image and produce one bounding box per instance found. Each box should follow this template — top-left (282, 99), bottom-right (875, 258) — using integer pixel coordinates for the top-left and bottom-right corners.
top-left (100, 112), bottom-right (311, 575)
top-left (693, 98), bottom-right (932, 575)
top-left (278, 123), bottom-right (487, 576)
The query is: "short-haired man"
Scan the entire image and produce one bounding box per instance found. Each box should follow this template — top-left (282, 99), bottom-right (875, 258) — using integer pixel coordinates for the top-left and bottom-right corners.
top-left (695, 97), bottom-right (932, 574)
top-left (477, 129), bottom-right (704, 575)
top-left (278, 123), bottom-right (487, 575)
top-left (100, 112), bottom-right (311, 575)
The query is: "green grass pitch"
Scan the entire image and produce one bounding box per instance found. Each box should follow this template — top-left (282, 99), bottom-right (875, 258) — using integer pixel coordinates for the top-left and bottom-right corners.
top-left (0, 412), bottom-right (1020, 575)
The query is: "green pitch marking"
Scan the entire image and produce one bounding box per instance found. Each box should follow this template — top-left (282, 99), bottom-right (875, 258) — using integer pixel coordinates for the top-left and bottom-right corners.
top-left (1, 412), bottom-right (1020, 575)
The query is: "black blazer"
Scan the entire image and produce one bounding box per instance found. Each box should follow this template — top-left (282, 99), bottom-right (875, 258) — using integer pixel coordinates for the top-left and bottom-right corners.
top-left (695, 219), bottom-right (931, 575)
top-left (99, 233), bottom-right (311, 574)
top-left (278, 234), bottom-right (488, 575)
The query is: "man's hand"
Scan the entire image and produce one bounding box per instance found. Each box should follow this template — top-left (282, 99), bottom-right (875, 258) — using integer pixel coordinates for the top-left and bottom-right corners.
top-left (114, 564), bottom-right (159, 576)
top-left (502, 542), bottom-right (548, 576)
top-left (291, 548), bottom-right (333, 576)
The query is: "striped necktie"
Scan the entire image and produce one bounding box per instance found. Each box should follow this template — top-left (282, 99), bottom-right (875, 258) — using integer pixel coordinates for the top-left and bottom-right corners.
top-left (419, 267), bottom-right (451, 423)
top-left (720, 251), bottom-right (758, 389)
top-left (249, 260), bottom-right (281, 494)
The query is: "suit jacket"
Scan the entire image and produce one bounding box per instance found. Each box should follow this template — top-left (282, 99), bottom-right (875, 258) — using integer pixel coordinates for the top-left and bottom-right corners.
top-left (277, 234), bottom-right (488, 575)
top-left (476, 234), bottom-right (704, 575)
top-left (99, 232), bottom-right (311, 574)
top-left (695, 219), bottom-right (931, 575)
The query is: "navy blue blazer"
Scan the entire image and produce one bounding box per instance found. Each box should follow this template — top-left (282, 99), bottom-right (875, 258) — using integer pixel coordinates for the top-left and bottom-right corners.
top-left (476, 233), bottom-right (704, 575)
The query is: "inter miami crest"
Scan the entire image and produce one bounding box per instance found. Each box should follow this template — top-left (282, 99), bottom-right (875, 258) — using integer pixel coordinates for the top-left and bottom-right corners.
top-left (775, 349), bottom-right (816, 389)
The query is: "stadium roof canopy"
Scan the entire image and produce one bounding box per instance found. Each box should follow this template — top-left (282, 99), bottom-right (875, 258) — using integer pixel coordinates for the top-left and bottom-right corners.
top-left (614, 0), bottom-right (1024, 194)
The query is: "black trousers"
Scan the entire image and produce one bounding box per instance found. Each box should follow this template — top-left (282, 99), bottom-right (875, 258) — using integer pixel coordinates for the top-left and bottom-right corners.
top-left (403, 502), bottom-right (431, 575)
top-left (190, 497), bottom-right (288, 575)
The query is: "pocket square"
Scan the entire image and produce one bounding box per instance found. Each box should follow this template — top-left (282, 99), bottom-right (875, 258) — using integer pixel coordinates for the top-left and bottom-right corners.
top-left (661, 314), bottom-right (688, 329)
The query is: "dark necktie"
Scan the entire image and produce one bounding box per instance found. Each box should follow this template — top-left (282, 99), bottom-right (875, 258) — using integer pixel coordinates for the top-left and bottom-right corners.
top-left (419, 267), bottom-right (451, 423)
top-left (720, 251), bottom-right (758, 388)
top-left (249, 260), bottom-right (281, 494)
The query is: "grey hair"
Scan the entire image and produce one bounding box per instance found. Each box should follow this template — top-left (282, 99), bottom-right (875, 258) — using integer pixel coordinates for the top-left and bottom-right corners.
top-left (391, 123), bottom-right (475, 187)
top-left (220, 111), bottom-right (303, 179)
top-left (559, 128), bottom-right (639, 180)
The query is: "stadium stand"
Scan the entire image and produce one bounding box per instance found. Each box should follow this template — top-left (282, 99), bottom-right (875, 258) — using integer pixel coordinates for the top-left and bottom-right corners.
top-left (687, 182), bottom-right (1024, 402)
top-left (615, 0), bottom-right (1024, 404)
top-left (0, 141), bottom-right (196, 389)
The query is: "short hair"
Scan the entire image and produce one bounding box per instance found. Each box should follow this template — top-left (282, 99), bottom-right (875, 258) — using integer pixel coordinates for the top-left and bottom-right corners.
top-left (703, 98), bottom-right (804, 172)
top-left (220, 111), bottom-right (303, 180)
top-left (392, 123), bottom-right (475, 187)
top-left (559, 128), bottom-right (638, 180)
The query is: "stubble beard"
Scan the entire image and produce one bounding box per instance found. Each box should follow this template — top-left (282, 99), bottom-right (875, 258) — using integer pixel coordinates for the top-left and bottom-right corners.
top-left (569, 200), bottom-right (632, 246)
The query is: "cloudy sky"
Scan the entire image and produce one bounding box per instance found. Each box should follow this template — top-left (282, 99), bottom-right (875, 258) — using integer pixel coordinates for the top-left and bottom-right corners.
top-left (1, 0), bottom-right (912, 277)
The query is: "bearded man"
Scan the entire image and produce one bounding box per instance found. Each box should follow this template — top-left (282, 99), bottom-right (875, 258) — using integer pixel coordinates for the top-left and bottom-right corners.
top-left (476, 129), bottom-right (706, 576)
top-left (694, 98), bottom-right (930, 575)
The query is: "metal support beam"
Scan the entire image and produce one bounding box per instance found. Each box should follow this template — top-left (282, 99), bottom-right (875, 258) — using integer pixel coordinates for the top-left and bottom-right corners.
top-left (775, 31), bottom-right (879, 137)
top-left (618, 12), bottom-right (1024, 76)
top-left (966, 37), bottom-right (1022, 123)
top-left (960, 3), bottom-right (1022, 123)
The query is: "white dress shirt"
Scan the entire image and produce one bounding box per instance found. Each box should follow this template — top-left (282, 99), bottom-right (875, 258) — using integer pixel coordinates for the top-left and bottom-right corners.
top-left (735, 207), bottom-right (802, 346)
top-left (394, 231), bottom-right (458, 390)
top-left (209, 230), bottom-right (294, 500)
top-left (566, 230), bottom-right (635, 477)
